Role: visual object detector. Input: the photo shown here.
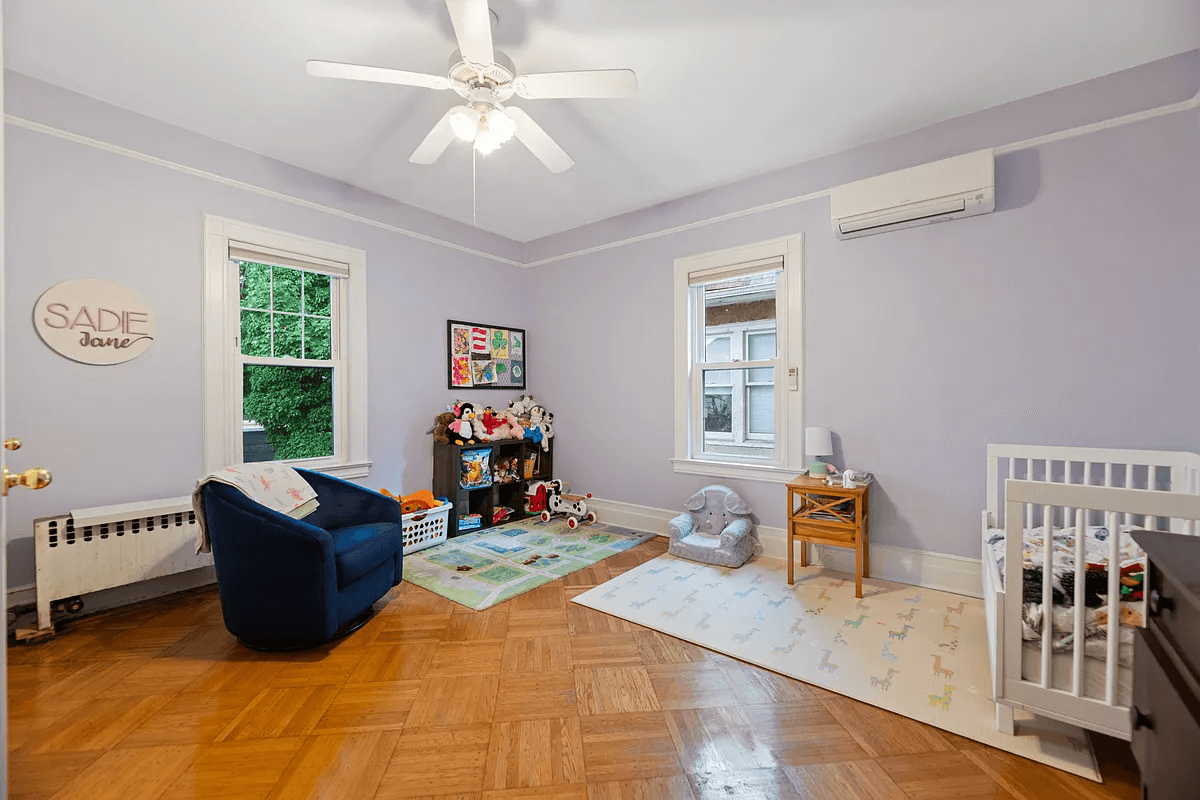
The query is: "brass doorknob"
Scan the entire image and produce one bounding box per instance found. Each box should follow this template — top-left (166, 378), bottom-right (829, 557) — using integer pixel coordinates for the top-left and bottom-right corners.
top-left (3, 438), bottom-right (20, 451)
top-left (2, 467), bottom-right (52, 496)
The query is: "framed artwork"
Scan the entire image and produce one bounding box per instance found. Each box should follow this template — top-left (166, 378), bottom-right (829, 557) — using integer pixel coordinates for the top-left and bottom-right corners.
top-left (447, 319), bottom-right (526, 390)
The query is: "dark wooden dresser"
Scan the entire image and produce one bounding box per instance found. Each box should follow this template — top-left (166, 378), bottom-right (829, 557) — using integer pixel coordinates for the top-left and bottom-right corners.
top-left (1130, 530), bottom-right (1200, 799)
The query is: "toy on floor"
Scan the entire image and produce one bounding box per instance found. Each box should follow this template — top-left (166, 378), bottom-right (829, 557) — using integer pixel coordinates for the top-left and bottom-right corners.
top-left (458, 513), bottom-right (483, 531)
top-left (667, 485), bottom-right (761, 568)
top-left (492, 505), bottom-right (515, 525)
top-left (539, 479), bottom-right (597, 530)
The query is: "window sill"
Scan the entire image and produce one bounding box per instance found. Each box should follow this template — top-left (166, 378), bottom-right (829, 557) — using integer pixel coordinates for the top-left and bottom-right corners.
top-left (671, 457), bottom-right (802, 485)
top-left (295, 459), bottom-right (373, 480)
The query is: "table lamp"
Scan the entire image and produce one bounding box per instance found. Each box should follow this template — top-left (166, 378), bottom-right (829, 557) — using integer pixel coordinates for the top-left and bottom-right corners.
top-left (806, 426), bottom-right (833, 476)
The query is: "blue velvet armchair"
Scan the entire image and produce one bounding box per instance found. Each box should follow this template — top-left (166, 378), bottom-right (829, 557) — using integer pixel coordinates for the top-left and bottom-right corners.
top-left (201, 469), bottom-right (403, 650)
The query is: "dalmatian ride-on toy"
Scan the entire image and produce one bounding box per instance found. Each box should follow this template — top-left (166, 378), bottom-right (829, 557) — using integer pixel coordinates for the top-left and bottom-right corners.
top-left (537, 479), bottom-right (597, 529)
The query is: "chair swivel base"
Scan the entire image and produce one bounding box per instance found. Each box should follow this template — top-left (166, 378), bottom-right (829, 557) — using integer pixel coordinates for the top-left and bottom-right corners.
top-left (237, 607), bottom-right (376, 652)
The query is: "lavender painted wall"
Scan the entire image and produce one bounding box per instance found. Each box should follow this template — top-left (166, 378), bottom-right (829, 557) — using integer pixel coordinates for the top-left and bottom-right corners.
top-left (3, 79), bottom-right (530, 588)
top-left (3, 52), bottom-right (1197, 589)
top-left (525, 50), bottom-right (1200, 264)
top-left (527, 98), bottom-right (1200, 559)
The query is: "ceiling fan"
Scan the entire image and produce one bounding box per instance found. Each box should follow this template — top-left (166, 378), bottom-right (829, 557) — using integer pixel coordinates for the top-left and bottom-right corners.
top-left (306, 0), bottom-right (638, 173)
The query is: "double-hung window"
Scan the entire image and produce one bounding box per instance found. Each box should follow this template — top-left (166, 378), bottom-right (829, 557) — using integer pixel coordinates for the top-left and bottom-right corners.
top-left (202, 216), bottom-right (370, 478)
top-left (673, 235), bottom-right (803, 483)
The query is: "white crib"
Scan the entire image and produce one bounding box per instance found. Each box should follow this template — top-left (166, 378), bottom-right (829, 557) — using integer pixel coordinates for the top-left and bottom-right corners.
top-left (982, 444), bottom-right (1200, 740)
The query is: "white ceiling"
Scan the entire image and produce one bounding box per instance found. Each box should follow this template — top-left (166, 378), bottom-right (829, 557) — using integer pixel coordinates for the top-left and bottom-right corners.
top-left (6, 1), bottom-right (1197, 242)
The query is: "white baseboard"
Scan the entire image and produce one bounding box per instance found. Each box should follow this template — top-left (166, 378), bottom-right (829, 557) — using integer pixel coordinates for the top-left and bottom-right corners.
top-left (589, 496), bottom-right (982, 598)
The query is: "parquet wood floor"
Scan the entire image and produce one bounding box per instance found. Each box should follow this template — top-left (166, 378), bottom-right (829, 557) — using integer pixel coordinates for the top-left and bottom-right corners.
top-left (8, 538), bottom-right (1140, 799)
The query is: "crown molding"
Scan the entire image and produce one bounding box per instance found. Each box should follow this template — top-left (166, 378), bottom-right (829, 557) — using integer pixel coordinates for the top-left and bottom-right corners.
top-left (9, 85), bottom-right (1198, 270)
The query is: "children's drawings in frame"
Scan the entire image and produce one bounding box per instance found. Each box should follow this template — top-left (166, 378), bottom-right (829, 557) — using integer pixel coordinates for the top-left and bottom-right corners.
top-left (448, 319), bottom-right (526, 390)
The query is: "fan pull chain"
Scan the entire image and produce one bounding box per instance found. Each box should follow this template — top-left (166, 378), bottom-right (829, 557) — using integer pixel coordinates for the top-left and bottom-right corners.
top-left (472, 146), bottom-right (477, 227)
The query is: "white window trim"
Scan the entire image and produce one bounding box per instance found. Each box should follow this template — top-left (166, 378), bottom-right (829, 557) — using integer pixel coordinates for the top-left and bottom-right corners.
top-left (202, 214), bottom-right (371, 479)
top-left (672, 234), bottom-right (804, 484)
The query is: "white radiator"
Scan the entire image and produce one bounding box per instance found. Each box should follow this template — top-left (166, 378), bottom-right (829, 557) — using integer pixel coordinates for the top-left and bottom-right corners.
top-left (33, 496), bottom-right (212, 630)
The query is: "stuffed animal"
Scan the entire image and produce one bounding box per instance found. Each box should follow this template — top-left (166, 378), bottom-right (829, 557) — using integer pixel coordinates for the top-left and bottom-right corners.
top-left (428, 411), bottom-right (456, 444)
top-left (447, 402), bottom-right (478, 445)
top-left (478, 406), bottom-right (509, 440)
top-left (539, 411), bottom-right (555, 452)
top-left (524, 405), bottom-right (547, 444)
top-left (509, 394), bottom-right (537, 419)
top-left (499, 409), bottom-right (526, 439)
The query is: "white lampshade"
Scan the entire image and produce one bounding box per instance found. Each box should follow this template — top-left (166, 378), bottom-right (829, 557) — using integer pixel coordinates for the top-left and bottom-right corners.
top-left (805, 426), bottom-right (833, 457)
top-left (449, 106), bottom-right (481, 142)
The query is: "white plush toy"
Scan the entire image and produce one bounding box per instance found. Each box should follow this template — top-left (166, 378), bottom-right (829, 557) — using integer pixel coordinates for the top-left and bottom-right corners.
top-left (535, 409), bottom-right (555, 452)
top-left (509, 394), bottom-right (537, 418)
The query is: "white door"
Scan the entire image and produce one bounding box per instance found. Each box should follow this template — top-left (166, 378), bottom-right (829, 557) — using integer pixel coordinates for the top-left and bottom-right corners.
top-left (2, 4), bottom-right (8, 789)
top-left (2, 4), bottom-right (9, 787)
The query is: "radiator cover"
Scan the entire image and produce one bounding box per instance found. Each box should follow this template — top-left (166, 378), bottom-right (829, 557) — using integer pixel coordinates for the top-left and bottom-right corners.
top-left (33, 495), bottom-right (213, 630)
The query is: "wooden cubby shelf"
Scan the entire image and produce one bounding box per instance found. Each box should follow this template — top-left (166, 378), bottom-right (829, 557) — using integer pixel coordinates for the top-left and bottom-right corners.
top-left (433, 437), bottom-right (554, 535)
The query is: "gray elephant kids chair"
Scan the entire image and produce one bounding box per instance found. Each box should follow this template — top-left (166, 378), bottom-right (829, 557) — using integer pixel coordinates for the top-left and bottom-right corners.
top-left (667, 485), bottom-right (761, 568)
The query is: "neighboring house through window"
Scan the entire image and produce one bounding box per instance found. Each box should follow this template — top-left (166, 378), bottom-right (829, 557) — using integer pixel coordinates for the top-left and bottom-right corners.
top-left (673, 234), bottom-right (804, 483)
top-left (202, 215), bottom-right (370, 478)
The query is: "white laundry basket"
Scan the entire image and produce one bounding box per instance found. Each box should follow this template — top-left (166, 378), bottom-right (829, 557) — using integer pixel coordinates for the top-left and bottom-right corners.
top-left (401, 500), bottom-right (450, 554)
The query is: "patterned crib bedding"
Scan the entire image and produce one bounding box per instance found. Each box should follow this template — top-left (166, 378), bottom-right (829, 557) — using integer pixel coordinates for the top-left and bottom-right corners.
top-left (986, 525), bottom-right (1145, 666)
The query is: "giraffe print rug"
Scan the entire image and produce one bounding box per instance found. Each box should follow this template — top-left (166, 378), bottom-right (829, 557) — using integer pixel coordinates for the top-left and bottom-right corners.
top-left (572, 553), bottom-right (1101, 781)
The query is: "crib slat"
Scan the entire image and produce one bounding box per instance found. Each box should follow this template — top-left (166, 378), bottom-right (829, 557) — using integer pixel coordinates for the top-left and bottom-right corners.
top-left (1041, 504), bottom-right (1053, 689)
top-left (1072, 507), bottom-right (1086, 697)
top-left (1105, 510), bottom-right (1120, 706)
top-left (1084, 465), bottom-right (1094, 527)
top-left (1124, 464), bottom-right (1134, 528)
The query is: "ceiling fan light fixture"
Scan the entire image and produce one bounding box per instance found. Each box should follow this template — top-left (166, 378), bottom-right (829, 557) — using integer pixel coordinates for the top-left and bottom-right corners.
top-left (448, 105), bottom-right (481, 141)
top-left (470, 107), bottom-right (515, 155)
top-left (484, 107), bottom-right (516, 144)
top-left (473, 126), bottom-right (502, 155)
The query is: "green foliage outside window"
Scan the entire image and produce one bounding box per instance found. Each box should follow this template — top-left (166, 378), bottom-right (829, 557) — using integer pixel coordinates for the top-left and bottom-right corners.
top-left (239, 262), bottom-right (336, 460)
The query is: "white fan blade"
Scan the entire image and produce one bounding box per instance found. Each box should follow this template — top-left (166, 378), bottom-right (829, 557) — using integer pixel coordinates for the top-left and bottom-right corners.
top-left (513, 69), bottom-right (637, 99)
top-left (307, 60), bottom-right (449, 90)
top-left (505, 106), bottom-right (573, 173)
top-left (446, 0), bottom-right (494, 66)
top-left (410, 108), bottom-right (459, 164)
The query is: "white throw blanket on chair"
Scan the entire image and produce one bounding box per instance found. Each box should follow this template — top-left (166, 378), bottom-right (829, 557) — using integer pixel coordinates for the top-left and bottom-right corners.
top-left (192, 463), bottom-right (320, 554)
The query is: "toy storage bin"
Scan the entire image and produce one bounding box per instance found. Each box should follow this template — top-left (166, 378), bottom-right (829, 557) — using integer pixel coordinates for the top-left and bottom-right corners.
top-left (401, 499), bottom-right (450, 554)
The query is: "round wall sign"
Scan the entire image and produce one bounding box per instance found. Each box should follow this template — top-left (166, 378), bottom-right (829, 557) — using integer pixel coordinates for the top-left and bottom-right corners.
top-left (33, 279), bottom-right (157, 365)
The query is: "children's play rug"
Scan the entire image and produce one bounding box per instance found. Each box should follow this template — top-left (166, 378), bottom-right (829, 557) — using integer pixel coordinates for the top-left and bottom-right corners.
top-left (403, 518), bottom-right (656, 610)
top-left (572, 553), bottom-right (1102, 781)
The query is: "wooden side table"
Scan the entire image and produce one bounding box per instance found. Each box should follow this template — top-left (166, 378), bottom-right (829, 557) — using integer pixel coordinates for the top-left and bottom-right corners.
top-left (786, 475), bottom-right (870, 597)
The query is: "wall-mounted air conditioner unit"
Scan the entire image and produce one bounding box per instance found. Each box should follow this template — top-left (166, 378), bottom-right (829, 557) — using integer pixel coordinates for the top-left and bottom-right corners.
top-left (830, 149), bottom-right (995, 240)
